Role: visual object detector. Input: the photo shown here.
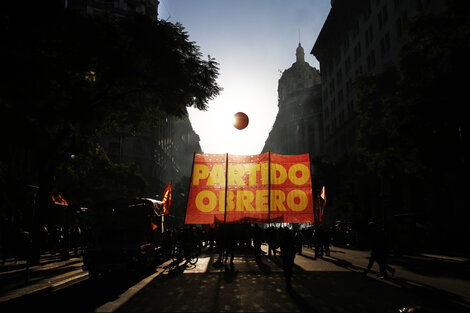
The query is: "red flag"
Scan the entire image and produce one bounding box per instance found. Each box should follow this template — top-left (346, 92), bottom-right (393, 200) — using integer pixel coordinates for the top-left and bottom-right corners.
top-left (162, 181), bottom-right (172, 215)
top-left (52, 194), bottom-right (68, 206)
top-left (320, 186), bottom-right (326, 220)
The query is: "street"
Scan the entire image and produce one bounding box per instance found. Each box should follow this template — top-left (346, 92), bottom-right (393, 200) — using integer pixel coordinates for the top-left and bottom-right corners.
top-left (1, 245), bottom-right (469, 313)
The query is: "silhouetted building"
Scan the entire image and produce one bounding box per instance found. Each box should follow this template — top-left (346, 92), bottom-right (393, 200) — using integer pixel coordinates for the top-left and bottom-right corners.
top-left (98, 112), bottom-right (202, 196)
top-left (311, 0), bottom-right (450, 252)
top-left (311, 0), bottom-right (445, 158)
top-left (263, 43), bottom-right (322, 157)
top-left (66, 0), bottom-right (159, 20)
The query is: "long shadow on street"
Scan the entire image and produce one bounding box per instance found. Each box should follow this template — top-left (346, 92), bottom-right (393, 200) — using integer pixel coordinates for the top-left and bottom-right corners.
top-left (117, 250), bottom-right (470, 313)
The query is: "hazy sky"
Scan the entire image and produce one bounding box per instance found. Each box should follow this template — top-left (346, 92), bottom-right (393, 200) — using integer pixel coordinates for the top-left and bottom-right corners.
top-left (158, 1), bottom-right (331, 155)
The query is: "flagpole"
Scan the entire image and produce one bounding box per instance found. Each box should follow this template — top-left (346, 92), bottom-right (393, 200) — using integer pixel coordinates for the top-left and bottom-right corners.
top-left (224, 153), bottom-right (228, 225)
top-left (268, 151), bottom-right (271, 227)
top-left (309, 153), bottom-right (315, 229)
top-left (184, 151), bottom-right (197, 226)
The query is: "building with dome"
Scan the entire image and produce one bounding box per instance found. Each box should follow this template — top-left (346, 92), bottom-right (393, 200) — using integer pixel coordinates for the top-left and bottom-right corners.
top-left (262, 43), bottom-right (322, 157)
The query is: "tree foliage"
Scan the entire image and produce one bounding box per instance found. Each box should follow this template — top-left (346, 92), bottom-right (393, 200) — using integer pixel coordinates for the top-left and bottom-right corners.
top-left (0, 2), bottom-right (221, 211)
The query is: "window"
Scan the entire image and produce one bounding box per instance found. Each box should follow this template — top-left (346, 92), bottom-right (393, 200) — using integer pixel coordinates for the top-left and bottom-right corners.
top-left (364, 0), bottom-right (372, 20)
top-left (353, 20), bottom-right (360, 39)
top-left (347, 101), bottom-right (354, 118)
top-left (415, 0), bottom-right (423, 11)
top-left (367, 50), bottom-right (376, 70)
top-left (354, 42), bottom-right (362, 61)
top-left (338, 89), bottom-right (344, 105)
top-left (383, 5), bottom-right (388, 23)
top-left (323, 88), bottom-right (329, 102)
top-left (344, 35), bottom-right (350, 53)
top-left (346, 78), bottom-right (353, 95)
top-left (336, 69), bottom-right (343, 84)
top-left (394, 0), bottom-right (402, 10)
top-left (339, 110), bottom-right (345, 124)
top-left (396, 17), bottom-right (403, 38)
top-left (380, 32), bottom-right (391, 57)
top-left (365, 24), bottom-right (374, 47)
top-left (345, 56), bottom-right (352, 74)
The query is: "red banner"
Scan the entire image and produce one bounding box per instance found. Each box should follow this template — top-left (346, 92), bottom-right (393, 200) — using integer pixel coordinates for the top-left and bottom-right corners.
top-left (185, 152), bottom-right (314, 224)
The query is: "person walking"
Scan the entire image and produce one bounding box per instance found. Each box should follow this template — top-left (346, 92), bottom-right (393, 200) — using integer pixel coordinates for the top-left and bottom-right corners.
top-left (267, 227), bottom-right (278, 258)
top-left (253, 224), bottom-right (263, 261)
top-left (280, 227), bottom-right (296, 291)
top-left (224, 224), bottom-right (236, 265)
top-left (294, 230), bottom-right (303, 255)
top-left (363, 221), bottom-right (395, 279)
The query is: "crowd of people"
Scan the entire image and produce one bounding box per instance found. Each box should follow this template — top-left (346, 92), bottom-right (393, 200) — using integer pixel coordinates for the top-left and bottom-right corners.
top-left (158, 221), bottom-right (395, 290)
top-left (0, 222), bottom-right (84, 264)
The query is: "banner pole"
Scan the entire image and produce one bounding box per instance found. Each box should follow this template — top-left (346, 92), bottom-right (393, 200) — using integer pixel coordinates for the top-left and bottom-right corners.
top-left (224, 153), bottom-right (228, 225)
top-left (184, 151), bottom-right (196, 226)
top-left (309, 153), bottom-right (315, 228)
top-left (268, 151), bottom-right (271, 227)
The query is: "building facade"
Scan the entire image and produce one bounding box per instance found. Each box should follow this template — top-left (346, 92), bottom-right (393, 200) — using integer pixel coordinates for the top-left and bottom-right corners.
top-left (311, 0), bottom-right (445, 158)
top-left (311, 0), bottom-right (450, 252)
top-left (67, 0), bottom-right (159, 20)
top-left (263, 43), bottom-right (322, 157)
top-left (98, 113), bottom-right (202, 197)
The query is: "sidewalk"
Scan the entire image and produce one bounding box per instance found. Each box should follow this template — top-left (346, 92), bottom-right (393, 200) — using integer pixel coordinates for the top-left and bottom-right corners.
top-left (0, 252), bottom-right (88, 304)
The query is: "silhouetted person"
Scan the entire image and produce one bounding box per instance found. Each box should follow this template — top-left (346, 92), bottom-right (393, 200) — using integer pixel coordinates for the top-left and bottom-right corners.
top-left (315, 226), bottom-right (325, 258)
top-left (294, 230), bottom-right (303, 255)
top-left (363, 221), bottom-right (395, 279)
top-left (71, 226), bottom-right (81, 256)
top-left (322, 227), bottom-right (331, 256)
top-left (253, 224), bottom-right (262, 261)
top-left (267, 227), bottom-right (278, 258)
top-left (224, 224), bottom-right (236, 264)
top-left (215, 225), bottom-right (225, 263)
top-left (280, 227), bottom-right (296, 291)
top-left (208, 227), bottom-right (215, 251)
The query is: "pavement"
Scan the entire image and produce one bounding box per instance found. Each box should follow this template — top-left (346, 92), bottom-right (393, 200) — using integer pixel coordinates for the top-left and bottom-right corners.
top-left (0, 245), bottom-right (469, 312)
top-left (0, 252), bottom-right (88, 304)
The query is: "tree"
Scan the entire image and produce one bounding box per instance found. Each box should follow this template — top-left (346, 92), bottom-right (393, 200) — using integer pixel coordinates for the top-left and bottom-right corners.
top-left (0, 2), bottom-right (221, 261)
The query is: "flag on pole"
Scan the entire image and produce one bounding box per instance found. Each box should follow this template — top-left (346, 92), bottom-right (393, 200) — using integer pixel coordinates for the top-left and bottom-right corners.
top-left (320, 186), bottom-right (326, 205)
top-left (162, 181), bottom-right (172, 215)
top-left (320, 186), bottom-right (326, 220)
top-left (52, 194), bottom-right (68, 206)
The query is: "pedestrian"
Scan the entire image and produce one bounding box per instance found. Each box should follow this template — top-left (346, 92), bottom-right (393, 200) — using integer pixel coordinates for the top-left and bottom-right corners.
top-left (267, 226), bottom-right (278, 258)
top-left (363, 221), bottom-right (395, 279)
top-left (322, 227), bottom-right (331, 257)
top-left (71, 226), bottom-right (81, 256)
top-left (224, 224), bottom-right (236, 265)
top-left (280, 227), bottom-right (296, 291)
top-left (315, 225), bottom-right (325, 258)
top-left (253, 224), bottom-right (262, 261)
top-left (294, 230), bottom-right (303, 255)
top-left (214, 224), bottom-right (225, 264)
